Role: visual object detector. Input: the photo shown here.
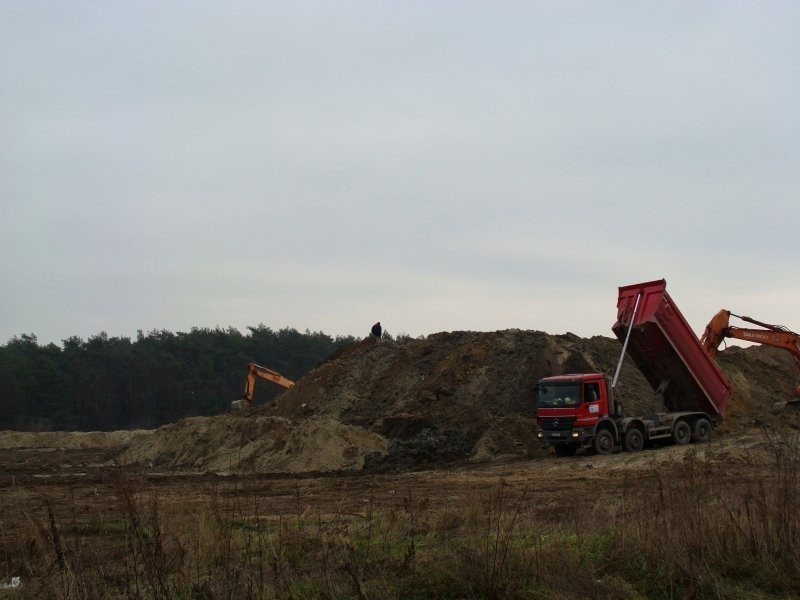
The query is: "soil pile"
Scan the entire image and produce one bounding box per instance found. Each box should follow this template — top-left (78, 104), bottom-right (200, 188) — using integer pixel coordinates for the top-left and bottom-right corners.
top-left (716, 345), bottom-right (800, 430)
top-left (118, 330), bottom-right (800, 474)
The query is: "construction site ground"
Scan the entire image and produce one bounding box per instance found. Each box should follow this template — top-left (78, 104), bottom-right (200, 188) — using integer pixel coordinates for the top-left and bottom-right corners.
top-left (0, 425), bottom-right (788, 559)
top-left (3, 329), bottom-right (799, 516)
top-left (2, 330), bottom-right (799, 596)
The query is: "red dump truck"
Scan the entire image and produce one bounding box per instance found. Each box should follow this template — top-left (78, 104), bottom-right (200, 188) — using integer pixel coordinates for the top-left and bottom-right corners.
top-left (536, 279), bottom-right (733, 455)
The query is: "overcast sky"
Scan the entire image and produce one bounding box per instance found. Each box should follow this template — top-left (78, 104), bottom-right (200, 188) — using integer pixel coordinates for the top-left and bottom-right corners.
top-left (1, 1), bottom-right (798, 347)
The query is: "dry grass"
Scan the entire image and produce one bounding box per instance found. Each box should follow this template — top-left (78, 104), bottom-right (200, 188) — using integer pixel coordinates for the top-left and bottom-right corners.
top-left (3, 431), bottom-right (800, 599)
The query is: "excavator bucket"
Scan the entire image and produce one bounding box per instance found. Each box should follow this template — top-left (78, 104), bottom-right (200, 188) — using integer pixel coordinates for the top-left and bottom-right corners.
top-left (231, 399), bottom-right (249, 412)
top-left (772, 397), bottom-right (800, 413)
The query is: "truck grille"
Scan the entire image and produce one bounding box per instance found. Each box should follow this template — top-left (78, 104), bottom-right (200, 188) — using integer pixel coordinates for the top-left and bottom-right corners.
top-left (539, 417), bottom-right (575, 431)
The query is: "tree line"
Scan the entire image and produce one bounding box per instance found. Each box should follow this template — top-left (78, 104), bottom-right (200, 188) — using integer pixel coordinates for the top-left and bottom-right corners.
top-left (0, 326), bottom-right (358, 432)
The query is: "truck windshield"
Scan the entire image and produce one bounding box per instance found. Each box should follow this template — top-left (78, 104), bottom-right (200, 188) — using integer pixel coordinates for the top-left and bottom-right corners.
top-left (537, 383), bottom-right (581, 408)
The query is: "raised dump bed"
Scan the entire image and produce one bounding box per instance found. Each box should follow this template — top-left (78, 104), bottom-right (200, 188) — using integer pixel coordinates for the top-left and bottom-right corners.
top-left (612, 279), bottom-right (732, 423)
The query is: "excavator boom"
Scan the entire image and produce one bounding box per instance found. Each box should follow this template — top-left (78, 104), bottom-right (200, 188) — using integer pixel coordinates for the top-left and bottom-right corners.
top-left (231, 363), bottom-right (294, 411)
top-left (243, 363), bottom-right (294, 401)
top-left (701, 309), bottom-right (800, 403)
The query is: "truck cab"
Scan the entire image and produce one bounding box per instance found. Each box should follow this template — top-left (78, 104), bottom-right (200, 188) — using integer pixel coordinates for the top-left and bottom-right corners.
top-left (536, 374), bottom-right (615, 456)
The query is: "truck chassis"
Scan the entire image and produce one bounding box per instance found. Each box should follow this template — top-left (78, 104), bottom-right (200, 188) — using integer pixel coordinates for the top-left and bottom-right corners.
top-left (540, 410), bottom-right (713, 456)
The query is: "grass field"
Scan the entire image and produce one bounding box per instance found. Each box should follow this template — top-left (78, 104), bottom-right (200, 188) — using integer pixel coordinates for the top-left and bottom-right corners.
top-left (1, 428), bottom-right (798, 599)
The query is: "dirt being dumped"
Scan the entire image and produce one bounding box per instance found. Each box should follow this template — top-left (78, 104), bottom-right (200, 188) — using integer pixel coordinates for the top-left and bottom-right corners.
top-left (117, 330), bottom-right (800, 474)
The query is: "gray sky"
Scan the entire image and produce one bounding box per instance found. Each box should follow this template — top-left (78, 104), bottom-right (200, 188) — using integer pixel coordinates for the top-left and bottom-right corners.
top-left (2, 1), bottom-right (798, 346)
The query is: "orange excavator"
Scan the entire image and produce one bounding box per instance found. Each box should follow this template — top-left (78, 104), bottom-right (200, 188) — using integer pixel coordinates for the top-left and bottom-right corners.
top-left (230, 363), bottom-right (295, 411)
top-left (701, 309), bottom-right (800, 408)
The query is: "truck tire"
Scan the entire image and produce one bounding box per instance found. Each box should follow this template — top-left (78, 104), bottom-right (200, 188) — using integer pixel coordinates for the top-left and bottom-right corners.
top-left (692, 418), bottom-right (712, 443)
top-left (554, 443), bottom-right (578, 457)
top-left (593, 429), bottom-right (615, 455)
top-left (672, 420), bottom-right (691, 445)
top-left (623, 427), bottom-right (645, 453)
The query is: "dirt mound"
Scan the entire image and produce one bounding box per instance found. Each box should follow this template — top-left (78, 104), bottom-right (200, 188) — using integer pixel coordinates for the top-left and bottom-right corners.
top-left (118, 330), bottom-right (800, 474)
top-left (716, 345), bottom-right (800, 430)
top-left (118, 415), bottom-right (386, 473)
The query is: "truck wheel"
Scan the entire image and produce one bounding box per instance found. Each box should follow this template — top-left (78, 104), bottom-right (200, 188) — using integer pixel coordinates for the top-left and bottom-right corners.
top-left (624, 427), bottom-right (645, 453)
top-left (593, 429), bottom-right (615, 455)
top-left (692, 418), bottom-right (712, 443)
top-left (554, 443), bottom-right (578, 457)
top-left (672, 420), bottom-right (691, 445)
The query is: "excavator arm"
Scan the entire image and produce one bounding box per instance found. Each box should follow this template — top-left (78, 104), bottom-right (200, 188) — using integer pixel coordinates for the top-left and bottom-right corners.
top-left (701, 309), bottom-right (800, 403)
top-left (700, 309), bottom-right (733, 357)
top-left (231, 363), bottom-right (295, 411)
